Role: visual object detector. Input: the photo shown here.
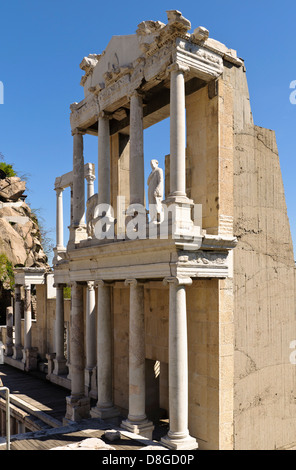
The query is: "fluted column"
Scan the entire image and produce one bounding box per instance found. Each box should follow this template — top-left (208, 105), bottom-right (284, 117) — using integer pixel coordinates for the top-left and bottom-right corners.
top-left (53, 284), bottom-right (68, 375)
top-left (65, 281), bottom-right (90, 423)
top-left (121, 279), bottom-right (154, 439)
top-left (90, 281), bottom-right (119, 420)
top-left (13, 285), bottom-right (22, 360)
top-left (161, 276), bottom-right (198, 450)
top-left (85, 281), bottom-right (97, 396)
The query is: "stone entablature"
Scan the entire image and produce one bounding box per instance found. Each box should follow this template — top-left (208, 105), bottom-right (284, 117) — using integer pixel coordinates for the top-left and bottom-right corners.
top-left (70, 10), bottom-right (242, 133)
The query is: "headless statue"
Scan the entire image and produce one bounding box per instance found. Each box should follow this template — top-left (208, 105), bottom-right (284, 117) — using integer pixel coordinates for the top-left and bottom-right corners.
top-left (147, 159), bottom-right (164, 223)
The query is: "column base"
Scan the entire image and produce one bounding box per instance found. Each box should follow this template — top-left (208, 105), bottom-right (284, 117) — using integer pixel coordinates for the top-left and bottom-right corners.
top-left (53, 358), bottom-right (68, 376)
top-left (121, 419), bottom-right (154, 440)
top-left (161, 433), bottom-right (198, 450)
top-left (64, 395), bottom-right (90, 423)
top-left (13, 345), bottom-right (23, 361)
top-left (22, 347), bottom-right (38, 371)
top-left (163, 196), bottom-right (202, 249)
top-left (90, 404), bottom-right (120, 421)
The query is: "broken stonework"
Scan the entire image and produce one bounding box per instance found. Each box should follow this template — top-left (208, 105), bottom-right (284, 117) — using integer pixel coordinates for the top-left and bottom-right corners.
top-left (51, 437), bottom-right (115, 450)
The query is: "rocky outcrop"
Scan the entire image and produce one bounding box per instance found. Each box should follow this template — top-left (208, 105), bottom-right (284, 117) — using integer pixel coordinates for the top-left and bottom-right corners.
top-left (0, 176), bottom-right (48, 268)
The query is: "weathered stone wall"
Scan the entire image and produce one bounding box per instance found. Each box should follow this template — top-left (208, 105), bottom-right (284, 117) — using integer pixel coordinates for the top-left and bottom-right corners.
top-left (223, 64), bottom-right (296, 449)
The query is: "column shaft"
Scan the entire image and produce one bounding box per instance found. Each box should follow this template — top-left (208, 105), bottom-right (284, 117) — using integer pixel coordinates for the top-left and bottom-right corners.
top-left (121, 280), bottom-right (154, 439)
top-left (97, 282), bottom-right (112, 407)
top-left (69, 282), bottom-right (85, 397)
top-left (23, 285), bottom-right (31, 350)
top-left (91, 281), bottom-right (119, 419)
top-left (169, 67), bottom-right (187, 198)
top-left (55, 285), bottom-right (65, 361)
top-left (129, 93), bottom-right (144, 206)
top-left (73, 132), bottom-right (85, 227)
top-left (55, 187), bottom-right (64, 249)
top-left (14, 285), bottom-right (22, 353)
top-left (86, 281), bottom-right (96, 369)
top-left (128, 281), bottom-right (146, 421)
top-left (6, 306), bottom-right (13, 356)
top-left (65, 282), bottom-right (90, 422)
top-left (161, 277), bottom-right (198, 450)
top-left (98, 115), bottom-right (111, 206)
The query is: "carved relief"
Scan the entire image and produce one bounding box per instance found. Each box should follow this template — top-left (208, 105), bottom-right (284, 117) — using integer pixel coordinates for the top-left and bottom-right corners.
top-left (178, 251), bottom-right (227, 266)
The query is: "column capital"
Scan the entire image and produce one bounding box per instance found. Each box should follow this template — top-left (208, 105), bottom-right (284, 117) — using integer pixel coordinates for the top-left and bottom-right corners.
top-left (98, 110), bottom-right (112, 120)
top-left (163, 276), bottom-right (192, 287)
top-left (127, 89), bottom-right (145, 102)
top-left (55, 186), bottom-right (64, 194)
top-left (53, 283), bottom-right (66, 289)
top-left (168, 62), bottom-right (190, 74)
top-left (124, 278), bottom-right (145, 287)
top-left (72, 127), bottom-right (86, 136)
top-left (24, 284), bottom-right (31, 291)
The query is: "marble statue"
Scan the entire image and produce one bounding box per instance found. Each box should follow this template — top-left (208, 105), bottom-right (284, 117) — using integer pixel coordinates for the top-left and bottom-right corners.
top-left (147, 159), bottom-right (163, 222)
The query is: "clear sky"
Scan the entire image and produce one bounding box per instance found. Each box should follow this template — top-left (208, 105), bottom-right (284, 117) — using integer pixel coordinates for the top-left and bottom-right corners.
top-left (0, 0), bottom-right (295, 263)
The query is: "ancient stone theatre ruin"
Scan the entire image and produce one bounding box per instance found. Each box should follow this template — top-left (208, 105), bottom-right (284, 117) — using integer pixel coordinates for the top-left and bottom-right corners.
top-left (3, 10), bottom-right (296, 450)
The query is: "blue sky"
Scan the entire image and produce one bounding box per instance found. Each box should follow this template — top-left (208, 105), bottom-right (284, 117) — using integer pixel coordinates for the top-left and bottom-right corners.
top-left (0, 1), bottom-right (295, 263)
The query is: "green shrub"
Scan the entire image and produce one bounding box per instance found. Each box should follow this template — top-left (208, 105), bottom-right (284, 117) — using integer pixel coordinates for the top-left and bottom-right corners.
top-left (0, 254), bottom-right (15, 290)
top-left (0, 162), bottom-right (16, 177)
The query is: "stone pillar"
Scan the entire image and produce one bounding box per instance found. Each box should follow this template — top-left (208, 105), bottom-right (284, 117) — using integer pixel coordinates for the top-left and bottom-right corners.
top-left (5, 306), bottom-right (13, 356)
top-left (13, 285), bottom-right (22, 360)
top-left (98, 113), bottom-right (111, 206)
top-left (23, 284), bottom-right (31, 351)
top-left (69, 130), bottom-right (87, 245)
top-left (85, 281), bottom-right (97, 396)
top-left (55, 187), bottom-right (65, 250)
top-left (161, 277), bottom-right (198, 450)
top-left (121, 279), bottom-right (154, 439)
top-left (129, 92), bottom-right (145, 206)
top-left (53, 284), bottom-right (68, 375)
top-left (168, 63), bottom-right (188, 201)
top-left (22, 284), bottom-right (37, 371)
top-left (91, 281), bottom-right (119, 420)
top-left (65, 282), bottom-right (90, 423)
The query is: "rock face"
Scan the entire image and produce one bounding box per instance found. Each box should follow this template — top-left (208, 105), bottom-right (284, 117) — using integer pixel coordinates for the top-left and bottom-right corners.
top-left (0, 176), bottom-right (48, 268)
top-left (0, 176), bottom-right (26, 202)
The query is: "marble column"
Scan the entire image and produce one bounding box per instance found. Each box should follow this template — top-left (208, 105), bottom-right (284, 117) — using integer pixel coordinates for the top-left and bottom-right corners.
top-left (69, 130), bottom-right (87, 245)
top-left (98, 113), bottom-right (111, 207)
top-left (85, 281), bottom-right (97, 396)
top-left (65, 282), bottom-right (90, 423)
top-left (5, 306), bottom-right (13, 356)
top-left (121, 279), bottom-right (154, 439)
top-left (91, 281), bottom-right (119, 420)
top-left (13, 285), bottom-right (22, 360)
top-left (168, 63), bottom-right (188, 201)
top-left (53, 284), bottom-right (68, 375)
top-left (161, 277), bottom-right (198, 450)
top-left (55, 187), bottom-right (65, 250)
top-left (23, 284), bottom-right (32, 352)
top-left (22, 284), bottom-right (37, 371)
top-left (129, 92), bottom-right (145, 206)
